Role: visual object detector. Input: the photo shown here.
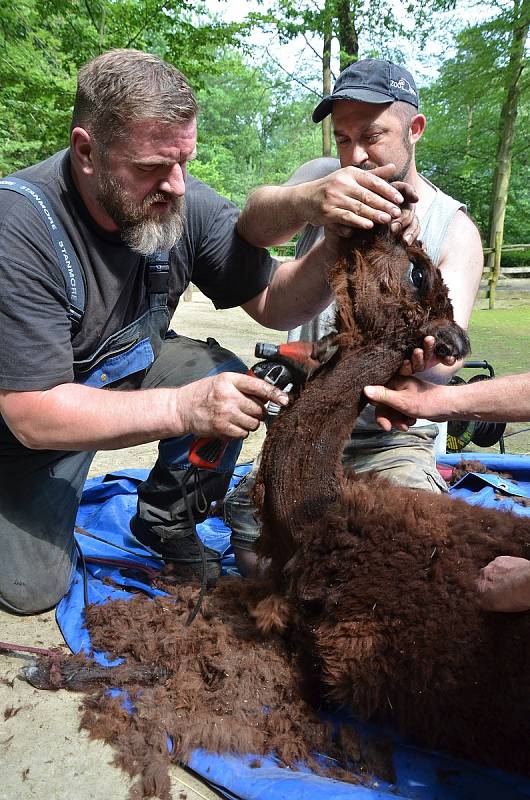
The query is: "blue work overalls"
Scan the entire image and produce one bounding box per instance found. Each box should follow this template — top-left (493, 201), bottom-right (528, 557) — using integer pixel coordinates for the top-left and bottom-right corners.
top-left (0, 182), bottom-right (247, 614)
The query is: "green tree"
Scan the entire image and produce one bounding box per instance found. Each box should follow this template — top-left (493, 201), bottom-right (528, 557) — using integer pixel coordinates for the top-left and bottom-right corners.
top-left (190, 49), bottom-right (321, 206)
top-left (249, 0), bottom-right (456, 155)
top-left (417, 12), bottom-right (530, 248)
top-left (0, 0), bottom-right (248, 174)
top-left (486, 0), bottom-right (529, 278)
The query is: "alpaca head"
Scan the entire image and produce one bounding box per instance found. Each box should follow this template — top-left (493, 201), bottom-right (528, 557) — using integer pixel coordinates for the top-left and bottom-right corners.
top-left (330, 226), bottom-right (470, 362)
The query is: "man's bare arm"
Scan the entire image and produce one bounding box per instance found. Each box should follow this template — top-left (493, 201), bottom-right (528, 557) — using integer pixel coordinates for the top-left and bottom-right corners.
top-left (237, 160), bottom-right (407, 247)
top-left (0, 376), bottom-right (289, 452)
top-left (364, 371), bottom-right (530, 432)
top-left (240, 176), bottom-right (420, 331)
top-left (241, 234), bottom-right (338, 330)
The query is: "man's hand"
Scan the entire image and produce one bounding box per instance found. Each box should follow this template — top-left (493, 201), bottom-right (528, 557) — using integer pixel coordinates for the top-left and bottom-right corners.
top-left (476, 556), bottom-right (530, 612)
top-left (389, 180), bottom-right (420, 245)
top-left (297, 164), bottom-right (417, 237)
top-left (399, 335), bottom-right (456, 376)
top-left (363, 375), bottom-right (426, 432)
top-left (177, 372), bottom-right (289, 439)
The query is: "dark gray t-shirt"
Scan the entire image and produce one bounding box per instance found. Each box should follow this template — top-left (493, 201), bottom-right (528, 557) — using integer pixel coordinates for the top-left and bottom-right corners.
top-left (0, 150), bottom-right (274, 390)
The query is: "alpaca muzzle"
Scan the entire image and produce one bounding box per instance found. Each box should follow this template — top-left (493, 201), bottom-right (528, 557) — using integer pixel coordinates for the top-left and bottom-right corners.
top-left (429, 320), bottom-right (471, 361)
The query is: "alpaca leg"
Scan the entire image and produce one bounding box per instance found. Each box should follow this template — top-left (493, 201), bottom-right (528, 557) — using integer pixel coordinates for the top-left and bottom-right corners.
top-left (314, 619), bottom-right (389, 717)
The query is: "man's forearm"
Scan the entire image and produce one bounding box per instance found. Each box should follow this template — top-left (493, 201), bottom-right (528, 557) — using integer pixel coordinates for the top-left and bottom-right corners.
top-left (407, 374), bottom-right (527, 423)
top-left (242, 237), bottom-right (335, 330)
top-left (0, 371), bottom-right (289, 451)
top-left (237, 184), bottom-right (307, 248)
top-left (0, 383), bottom-right (183, 451)
top-left (442, 372), bottom-right (530, 422)
top-left (238, 164), bottom-right (409, 249)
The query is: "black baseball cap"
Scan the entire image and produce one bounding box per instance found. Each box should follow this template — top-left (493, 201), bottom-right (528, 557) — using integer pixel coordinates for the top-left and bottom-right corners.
top-left (312, 58), bottom-right (419, 123)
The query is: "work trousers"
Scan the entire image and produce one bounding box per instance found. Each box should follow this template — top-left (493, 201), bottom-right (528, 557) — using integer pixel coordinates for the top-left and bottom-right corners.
top-left (0, 335), bottom-right (246, 614)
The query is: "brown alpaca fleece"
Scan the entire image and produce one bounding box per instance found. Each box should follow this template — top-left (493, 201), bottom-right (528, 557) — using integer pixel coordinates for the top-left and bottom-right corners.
top-left (254, 226), bottom-right (530, 775)
top-left (449, 458), bottom-right (514, 485)
top-left (65, 578), bottom-right (394, 799)
top-left (279, 474), bottom-right (530, 773)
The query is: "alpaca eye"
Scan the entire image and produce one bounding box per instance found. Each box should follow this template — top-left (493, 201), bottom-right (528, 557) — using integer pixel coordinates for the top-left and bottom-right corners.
top-left (407, 262), bottom-right (424, 290)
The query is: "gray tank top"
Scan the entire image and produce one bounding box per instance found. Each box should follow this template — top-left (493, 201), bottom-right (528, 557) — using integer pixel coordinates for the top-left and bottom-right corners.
top-left (288, 163), bottom-right (465, 431)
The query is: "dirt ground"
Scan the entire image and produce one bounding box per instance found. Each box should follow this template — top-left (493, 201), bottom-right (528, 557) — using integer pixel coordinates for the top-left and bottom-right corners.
top-left (0, 293), bottom-right (283, 800)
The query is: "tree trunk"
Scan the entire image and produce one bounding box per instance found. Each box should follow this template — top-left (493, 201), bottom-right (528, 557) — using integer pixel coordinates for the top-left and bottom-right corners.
top-left (322, 17), bottom-right (332, 156)
top-left (486, 0), bottom-right (530, 300)
top-left (336, 0), bottom-right (358, 70)
top-left (465, 105), bottom-right (474, 156)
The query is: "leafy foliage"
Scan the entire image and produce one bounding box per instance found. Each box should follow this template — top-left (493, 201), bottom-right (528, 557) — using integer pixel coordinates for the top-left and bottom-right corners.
top-left (0, 0), bottom-right (527, 249)
top-left (190, 50), bottom-right (321, 206)
top-left (0, 0), bottom-right (248, 173)
top-left (417, 12), bottom-right (530, 245)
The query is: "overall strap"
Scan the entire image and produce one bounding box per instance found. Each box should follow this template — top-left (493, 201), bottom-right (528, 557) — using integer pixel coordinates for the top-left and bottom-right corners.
top-left (145, 250), bottom-right (170, 295)
top-left (0, 177), bottom-right (86, 326)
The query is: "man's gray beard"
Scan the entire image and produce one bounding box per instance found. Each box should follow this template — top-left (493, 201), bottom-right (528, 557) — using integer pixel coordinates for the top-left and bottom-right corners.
top-left (120, 206), bottom-right (185, 256)
top-left (96, 173), bottom-right (186, 256)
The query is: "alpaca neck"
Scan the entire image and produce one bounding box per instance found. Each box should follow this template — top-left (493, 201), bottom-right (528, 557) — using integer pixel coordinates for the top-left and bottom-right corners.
top-left (257, 344), bottom-right (403, 574)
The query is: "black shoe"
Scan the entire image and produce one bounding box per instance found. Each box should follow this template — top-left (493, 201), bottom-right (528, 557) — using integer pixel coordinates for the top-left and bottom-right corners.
top-left (130, 515), bottom-right (222, 585)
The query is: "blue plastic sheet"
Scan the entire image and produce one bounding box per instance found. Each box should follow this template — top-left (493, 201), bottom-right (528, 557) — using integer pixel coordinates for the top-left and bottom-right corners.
top-left (439, 454), bottom-right (530, 518)
top-left (56, 457), bottom-right (530, 800)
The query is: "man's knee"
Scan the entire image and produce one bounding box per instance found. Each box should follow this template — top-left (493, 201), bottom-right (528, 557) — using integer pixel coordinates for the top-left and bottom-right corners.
top-left (143, 335), bottom-right (248, 390)
top-left (343, 426), bottom-right (448, 494)
top-left (0, 562), bottom-right (75, 615)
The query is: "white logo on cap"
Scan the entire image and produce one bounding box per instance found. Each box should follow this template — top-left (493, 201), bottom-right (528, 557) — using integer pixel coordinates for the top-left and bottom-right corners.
top-left (390, 78), bottom-right (417, 97)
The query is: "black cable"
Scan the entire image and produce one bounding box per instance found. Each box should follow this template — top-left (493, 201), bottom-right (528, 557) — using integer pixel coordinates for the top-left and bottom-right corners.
top-left (503, 427), bottom-right (530, 439)
top-left (191, 468), bottom-right (209, 514)
top-left (75, 525), bottom-right (163, 561)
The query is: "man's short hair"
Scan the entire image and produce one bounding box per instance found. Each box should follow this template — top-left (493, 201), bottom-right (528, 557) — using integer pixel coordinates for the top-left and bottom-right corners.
top-left (71, 49), bottom-right (198, 147)
top-left (391, 100), bottom-right (417, 132)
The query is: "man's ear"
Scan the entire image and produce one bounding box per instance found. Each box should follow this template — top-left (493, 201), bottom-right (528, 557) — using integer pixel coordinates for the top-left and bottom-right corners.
top-left (409, 114), bottom-right (426, 145)
top-left (70, 127), bottom-right (95, 176)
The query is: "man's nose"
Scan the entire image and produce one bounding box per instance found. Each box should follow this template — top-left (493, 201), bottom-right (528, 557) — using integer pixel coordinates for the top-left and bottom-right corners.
top-left (159, 163), bottom-right (186, 196)
top-left (350, 144), bottom-right (369, 167)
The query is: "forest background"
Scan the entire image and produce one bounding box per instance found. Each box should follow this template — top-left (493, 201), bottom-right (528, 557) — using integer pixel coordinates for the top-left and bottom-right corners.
top-left (0, 0), bottom-right (528, 265)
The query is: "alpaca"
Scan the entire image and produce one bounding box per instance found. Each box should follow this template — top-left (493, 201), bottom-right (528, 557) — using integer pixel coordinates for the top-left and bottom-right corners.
top-left (254, 225), bottom-right (470, 580)
top-left (253, 226), bottom-right (530, 775)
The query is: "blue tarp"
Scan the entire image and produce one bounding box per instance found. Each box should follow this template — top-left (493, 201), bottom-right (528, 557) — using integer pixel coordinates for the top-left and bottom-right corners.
top-left (56, 456), bottom-right (530, 800)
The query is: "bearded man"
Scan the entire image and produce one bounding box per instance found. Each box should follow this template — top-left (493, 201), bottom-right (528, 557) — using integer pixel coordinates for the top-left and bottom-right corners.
top-left (0, 48), bottom-right (386, 613)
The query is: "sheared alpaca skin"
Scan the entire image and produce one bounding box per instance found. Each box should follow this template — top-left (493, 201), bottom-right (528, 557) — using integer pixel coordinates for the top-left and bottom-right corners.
top-left (254, 226), bottom-right (530, 775)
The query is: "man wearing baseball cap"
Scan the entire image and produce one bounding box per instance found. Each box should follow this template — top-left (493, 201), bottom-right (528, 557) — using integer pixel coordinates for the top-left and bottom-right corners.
top-left (226, 58), bottom-right (484, 577)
